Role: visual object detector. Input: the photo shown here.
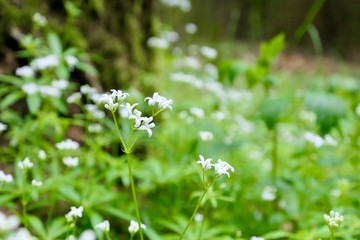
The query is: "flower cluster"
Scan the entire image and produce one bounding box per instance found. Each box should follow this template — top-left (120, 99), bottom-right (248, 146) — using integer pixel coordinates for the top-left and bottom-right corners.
top-left (95, 220), bottom-right (110, 232)
top-left (145, 92), bottom-right (173, 111)
top-left (56, 139), bottom-right (80, 150)
top-left (65, 206), bottom-right (84, 223)
top-left (128, 220), bottom-right (146, 234)
top-left (18, 157), bottom-right (34, 170)
top-left (304, 132), bottom-right (337, 148)
top-left (197, 155), bottom-right (235, 177)
top-left (324, 210), bottom-right (344, 231)
top-left (0, 170), bottom-right (13, 183)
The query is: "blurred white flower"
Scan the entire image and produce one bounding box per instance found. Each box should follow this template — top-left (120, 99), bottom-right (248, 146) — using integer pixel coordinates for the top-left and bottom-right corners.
top-left (197, 155), bottom-right (212, 170)
top-left (189, 107), bottom-right (205, 118)
top-left (39, 85), bottom-right (61, 97)
top-left (324, 210), bottom-right (344, 231)
top-left (88, 124), bottom-right (102, 133)
top-left (38, 149), bottom-right (47, 160)
top-left (21, 82), bottom-right (39, 95)
top-left (0, 122), bottom-right (8, 132)
top-left (304, 131), bottom-right (324, 148)
top-left (52, 79), bottom-right (69, 90)
top-left (65, 206), bottom-right (83, 222)
top-left (56, 139), bottom-right (80, 150)
top-left (147, 37), bottom-right (169, 49)
top-left (174, 56), bottom-right (201, 69)
top-left (15, 66), bottom-right (35, 78)
top-left (31, 54), bottom-right (59, 70)
top-left (161, 31), bottom-right (179, 42)
top-left (145, 92), bottom-right (173, 110)
top-left (0, 212), bottom-right (19, 231)
top-left (324, 134), bottom-right (337, 146)
top-left (79, 230), bottom-right (96, 240)
top-left (159, 0), bottom-right (191, 12)
top-left (200, 46), bottom-right (217, 59)
top-left (169, 72), bottom-right (203, 88)
top-left (65, 55), bottom-right (78, 70)
top-left (212, 111), bottom-right (226, 121)
top-left (204, 63), bottom-right (218, 78)
top-left (63, 156), bottom-right (79, 167)
top-left (213, 159), bottom-right (235, 177)
top-left (137, 116), bottom-right (155, 137)
top-left (356, 104), bottom-right (360, 116)
top-left (198, 131), bottom-right (214, 141)
top-left (5, 228), bottom-right (35, 240)
top-left (95, 220), bottom-right (110, 232)
top-left (80, 84), bottom-right (97, 95)
top-left (128, 220), bottom-right (146, 234)
top-left (0, 170), bottom-right (13, 183)
top-left (194, 213), bottom-right (203, 222)
top-left (185, 23), bottom-right (198, 34)
top-left (67, 92), bottom-right (82, 104)
top-left (18, 157), bottom-right (34, 170)
top-left (250, 237), bottom-right (265, 240)
top-left (261, 186), bottom-right (277, 201)
top-left (32, 12), bottom-right (47, 26)
top-left (31, 179), bottom-right (43, 187)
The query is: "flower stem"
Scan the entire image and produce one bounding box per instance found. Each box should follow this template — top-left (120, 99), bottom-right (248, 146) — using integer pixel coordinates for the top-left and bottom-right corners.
top-left (271, 126), bottom-right (278, 182)
top-left (127, 154), bottom-right (144, 240)
top-left (112, 112), bottom-right (128, 152)
top-left (179, 179), bottom-right (216, 240)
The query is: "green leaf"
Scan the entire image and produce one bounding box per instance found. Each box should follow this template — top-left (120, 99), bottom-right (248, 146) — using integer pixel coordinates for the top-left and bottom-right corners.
top-left (47, 218), bottom-right (68, 239)
top-left (97, 205), bottom-right (133, 221)
top-left (260, 97), bottom-right (289, 129)
top-left (75, 62), bottom-right (98, 77)
top-left (28, 215), bottom-right (47, 239)
top-left (47, 32), bottom-right (62, 55)
top-left (58, 186), bottom-right (81, 203)
top-left (27, 93), bottom-right (42, 114)
top-left (0, 91), bottom-right (25, 110)
top-left (0, 75), bottom-right (23, 85)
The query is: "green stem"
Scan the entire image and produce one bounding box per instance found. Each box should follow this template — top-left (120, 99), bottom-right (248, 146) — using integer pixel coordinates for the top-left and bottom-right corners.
top-left (330, 231), bottom-right (334, 240)
top-left (179, 179), bottom-right (216, 240)
top-left (112, 112), bottom-right (128, 153)
top-left (272, 126), bottom-right (278, 182)
top-left (105, 231), bottom-right (111, 240)
top-left (126, 154), bottom-right (144, 240)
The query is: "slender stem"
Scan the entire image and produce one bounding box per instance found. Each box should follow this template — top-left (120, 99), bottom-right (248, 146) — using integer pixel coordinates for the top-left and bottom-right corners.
top-left (271, 126), bottom-right (278, 182)
top-left (105, 231), bottom-right (111, 240)
top-left (126, 154), bottom-right (144, 240)
top-left (330, 230), bottom-right (334, 240)
top-left (112, 112), bottom-right (128, 153)
top-left (179, 179), bottom-right (216, 240)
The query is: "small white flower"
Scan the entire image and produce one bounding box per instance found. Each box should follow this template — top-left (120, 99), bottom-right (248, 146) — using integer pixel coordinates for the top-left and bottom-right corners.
top-left (67, 92), bottom-right (82, 104)
top-left (137, 117), bottom-right (155, 137)
top-left (31, 179), bottom-right (43, 187)
top-left (261, 186), bottom-right (277, 201)
top-left (78, 230), bottom-right (96, 240)
top-left (0, 170), bottom-right (13, 183)
top-left (65, 206), bottom-right (84, 222)
top-left (18, 157), bottom-right (34, 170)
top-left (39, 85), bottom-right (61, 97)
top-left (95, 220), bottom-right (110, 232)
top-left (190, 107), bottom-right (205, 118)
top-left (194, 213), bottom-right (203, 222)
top-left (15, 66), bottom-right (35, 78)
top-left (200, 46), bottom-right (217, 59)
top-left (304, 131), bottom-right (324, 148)
top-left (0, 122), bottom-right (8, 132)
top-left (21, 82), bottom-right (39, 95)
top-left (250, 237), bottom-right (265, 240)
top-left (324, 210), bottom-right (344, 231)
top-left (324, 134), bottom-right (337, 146)
top-left (212, 159), bottom-right (235, 177)
top-left (31, 54), bottom-right (59, 70)
top-left (5, 228), bottom-right (35, 240)
top-left (80, 85), bottom-right (97, 95)
top-left (65, 55), bottom-right (78, 69)
top-left (38, 149), bottom-right (47, 160)
top-left (32, 12), bottom-right (47, 26)
top-left (52, 79), bottom-right (69, 90)
top-left (197, 155), bottom-right (212, 170)
top-left (56, 139), bottom-right (80, 150)
top-left (198, 131), bottom-right (214, 141)
top-left (0, 212), bottom-right (19, 231)
top-left (161, 31), bottom-right (179, 42)
top-left (144, 92), bottom-right (173, 110)
top-left (120, 102), bottom-right (138, 118)
top-left (63, 157), bottom-right (79, 167)
top-left (145, 92), bottom-right (161, 106)
top-left (147, 37), bottom-right (169, 49)
top-left (99, 93), bottom-right (119, 112)
top-left (88, 124), bottom-right (102, 133)
top-left (128, 220), bottom-right (146, 234)
top-left (356, 104), bottom-right (360, 116)
top-left (185, 23), bottom-right (198, 34)
top-left (129, 109), bottom-right (143, 128)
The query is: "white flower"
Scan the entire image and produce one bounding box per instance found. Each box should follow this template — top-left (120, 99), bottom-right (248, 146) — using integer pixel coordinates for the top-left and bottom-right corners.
top-left (5, 228), bottom-right (35, 240)
top-left (65, 206), bottom-right (84, 222)
top-left (18, 157), bottom-right (34, 170)
top-left (0, 122), bottom-right (8, 132)
top-left (88, 124), bottom-right (102, 133)
top-left (39, 85), bottom-right (61, 97)
top-left (128, 220), bottom-right (146, 234)
top-left (250, 237), bottom-right (265, 240)
top-left (161, 31), bottom-right (179, 42)
top-left (198, 131), bottom-right (214, 141)
top-left (120, 102), bottom-right (138, 118)
top-left (65, 55), bottom-right (78, 69)
top-left (200, 46), bottom-right (217, 59)
top-left (324, 134), bottom-right (337, 146)
top-left (31, 54), bottom-right (59, 70)
top-left (159, 0), bottom-right (191, 12)
top-left (304, 131), bottom-right (324, 148)
top-left (0, 212), bottom-right (19, 231)
top-left (80, 85), bottom-right (97, 95)
top-left (95, 220), bottom-right (110, 232)
top-left (15, 66), bottom-right (35, 78)
top-left (261, 186), bottom-right (277, 201)
top-left (129, 109), bottom-right (143, 128)
top-left (137, 117), bottom-right (155, 137)
top-left (144, 92), bottom-right (173, 110)
top-left (190, 107), bottom-right (205, 118)
top-left (79, 230), bottom-right (96, 240)
top-left (197, 155), bottom-right (212, 170)
top-left (52, 79), bottom-right (69, 90)
top-left (38, 149), bottom-right (47, 160)
top-left (99, 93), bottom-right (119, 112)
top-left (0, 170), bottom-right (13, 183)
top-left (194, 213), bottom-right (204, 222)
top-left (63, 157), bottom-right (79, 167)
top-left (212, 159), bottom-right (235, 177)
top-left (185, 23), bottom-right (198, 34)
top-left (32, 12), bottom-right (47, 26)
top-left (324, 210), bottom-right (344, 231)
top-left (356, 104), bottom-right (360, 116)
top-left (31, 179), bottom-right (43, 187)
top-left (67, 92), bottom-right (82, 104)
top-left (21, 82), bottom-right (39, 95)
top-left (147, 37), bottom-right (169, 49)
top-left (56, 139), bottom-right (80, 150)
